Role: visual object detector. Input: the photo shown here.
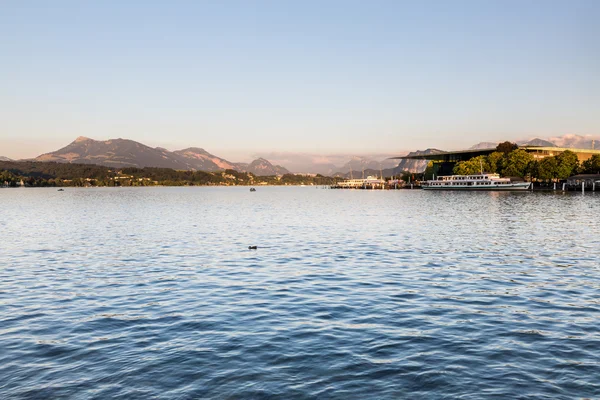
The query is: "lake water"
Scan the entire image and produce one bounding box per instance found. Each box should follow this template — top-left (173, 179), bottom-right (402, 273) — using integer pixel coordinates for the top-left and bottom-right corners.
top-left (1, 187), bottom-right (599, 399)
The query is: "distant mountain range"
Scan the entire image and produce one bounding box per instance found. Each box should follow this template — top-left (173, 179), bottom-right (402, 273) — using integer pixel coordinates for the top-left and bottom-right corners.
top-left (0, 156), bottom-right (12, 162)
top-left (6, 134), bottom-right (598, 177)
top-left (33, 137), bottom-right (290, 176)
top-left (469, 138), bottom-right (557, 149)
top-left (469, 135), bottom-right (599, 150)
top-left (28, 136), bottom-right (425, 176)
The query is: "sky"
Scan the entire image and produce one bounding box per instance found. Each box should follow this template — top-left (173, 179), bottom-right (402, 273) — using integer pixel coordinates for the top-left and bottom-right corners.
top-left (1, 0), bottom-right (599, 161)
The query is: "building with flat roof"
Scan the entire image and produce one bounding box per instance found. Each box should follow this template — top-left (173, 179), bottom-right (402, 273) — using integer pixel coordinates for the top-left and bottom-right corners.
top-left (392, 146), bottom-right (600, 176)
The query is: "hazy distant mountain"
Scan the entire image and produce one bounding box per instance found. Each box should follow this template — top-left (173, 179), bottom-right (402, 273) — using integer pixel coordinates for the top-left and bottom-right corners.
top-left (518, 138), bottom-right (556, 147)
top-left (469, 142), bottom-right (498, 150)
top-left (546, 134), bottom-right (599, 149)
top-left (241, 158), bottom-right (289, 176)
top-left (307, 163), bottom-right (339, 176)
top-left (253, 152), bottom-right (401, 176)
top-left (392, 148), bottom-right (445, 174)
top-left (334, 148), bottom-right (445, 178)
top-left (173, 147), bottom-right (238, 171)
top-left (336, 156), bottom-right (399, 175)
top-left (0, 156), bottom-right (12, 161)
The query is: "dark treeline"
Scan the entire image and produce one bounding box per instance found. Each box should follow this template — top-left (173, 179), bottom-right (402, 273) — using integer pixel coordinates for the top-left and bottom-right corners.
top-left (0, 161), bottom-right (341, 187)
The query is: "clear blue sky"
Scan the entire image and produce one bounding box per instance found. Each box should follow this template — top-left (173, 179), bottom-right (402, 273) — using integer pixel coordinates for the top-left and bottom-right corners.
top-left (1, 0), bottom-right (598, 160)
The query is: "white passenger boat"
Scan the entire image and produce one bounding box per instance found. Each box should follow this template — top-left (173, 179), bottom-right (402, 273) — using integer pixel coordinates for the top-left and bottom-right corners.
top-left (423, 173), bottom-right (530, 190)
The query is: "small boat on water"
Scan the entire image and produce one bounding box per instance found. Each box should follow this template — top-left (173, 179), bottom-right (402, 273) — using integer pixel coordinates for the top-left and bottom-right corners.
top-left (423, 173), bottom-right (530, 191)
top-left (249, 187), bottom-right (256, 192)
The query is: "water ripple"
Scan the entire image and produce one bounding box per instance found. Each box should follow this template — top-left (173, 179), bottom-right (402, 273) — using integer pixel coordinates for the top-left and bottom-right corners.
top-left (1, 187), bottom-right (599, 398)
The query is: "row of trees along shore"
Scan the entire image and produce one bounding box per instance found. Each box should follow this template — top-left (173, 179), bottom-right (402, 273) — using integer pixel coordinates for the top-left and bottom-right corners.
top-left (450, 142), bottom-right (600, 181)
top-left (0, 161), bottom-right (342, 187)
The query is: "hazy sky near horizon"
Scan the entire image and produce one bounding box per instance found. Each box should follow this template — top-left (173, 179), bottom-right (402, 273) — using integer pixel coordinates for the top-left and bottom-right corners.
top-left (1, 0), bottom-right (599, 161)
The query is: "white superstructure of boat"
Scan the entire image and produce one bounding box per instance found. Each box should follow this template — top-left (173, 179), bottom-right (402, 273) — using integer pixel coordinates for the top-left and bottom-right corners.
top-left (423, 173), bottom-right (530, 190)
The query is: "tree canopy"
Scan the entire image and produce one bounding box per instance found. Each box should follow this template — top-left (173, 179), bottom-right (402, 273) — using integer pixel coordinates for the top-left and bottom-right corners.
top-left (452, 156), bottom-right (490, 175)
top-left (502, 149), bottom-right (533, 178)
top-left (580, 154), bottom-right (600, 174)
top-left (496, 141), bottom-right (518, 154)
top-left (554, 150), bottom-right (579, 179)
top-left (452, 148), bottom-right (588, 181)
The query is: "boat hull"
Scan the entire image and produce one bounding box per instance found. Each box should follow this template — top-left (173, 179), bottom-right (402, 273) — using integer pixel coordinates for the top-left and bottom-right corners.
top-left (423, 183), bottom-right (531, 191)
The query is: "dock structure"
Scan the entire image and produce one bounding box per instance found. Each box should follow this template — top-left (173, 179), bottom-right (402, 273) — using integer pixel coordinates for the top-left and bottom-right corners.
top-left (331, 176), bottom-right (384, 189)
top-left (566, 174), bottom-right (600, 192)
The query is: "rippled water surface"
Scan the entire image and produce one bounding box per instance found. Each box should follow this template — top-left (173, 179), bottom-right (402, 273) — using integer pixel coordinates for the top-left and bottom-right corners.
top-left (1, 187), bottom-right (599, 399)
